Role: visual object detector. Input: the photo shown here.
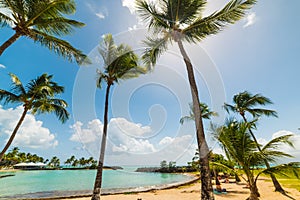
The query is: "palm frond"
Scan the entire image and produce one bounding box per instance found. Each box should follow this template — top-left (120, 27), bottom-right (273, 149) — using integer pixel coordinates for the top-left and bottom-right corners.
top-left (257, 162), bottom-right (300, 180)
top-left (0, 11), bottom-right (13, 27)
top-left (142, 35), bottom-right (169, 70)
top-left (182, 0), bottom-right (256, 43)
top-left (33, 18), bottom-right (85, 36)
top-left (98, 34), bottom-right (117, 67)
top-left (0, 89), bottom-right (20, 104)
top-left (262, 134), bottom-right (294, 151)
top-left (210, 161), bottom-right (236, 174)
top-left (223, 103), bottom-right (237, 114)
top-left (248, 108), bottom-right (278, 118)
top-left (166, 0), bottom-right (207, 26)
top-left (26, 0), bottom-right (77, 27)
top-left (31, 98), bottom-right (69, 123)
top-left (135, 0), bottom-right (169, 33)
top-left (180, 116), bottom-right (194, 124)
top-left (27, 73), bottom-right (64, 98)
top-left (9, 73), bottom-right (26, 96)
top-left (27, 29), bottom-right (89, 65)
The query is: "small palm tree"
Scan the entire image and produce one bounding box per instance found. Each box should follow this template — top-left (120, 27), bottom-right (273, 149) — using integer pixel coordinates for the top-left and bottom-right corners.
top-left (0, 0), bottom-right (87, 64)
top-left (0, 73), bottom-right (69, 161)
top-left (136, 1), bottom-right (256, 199)
top-left (224, 91), bottom-right (285, 193)
top-left (49, 156), bottom-right (60, 168)
top-left (180, 102), bottom-right (218, 124)
top-left (215, 119), bottom-right (299, 200)
top-left (91, 34), bottom-right (146, 200)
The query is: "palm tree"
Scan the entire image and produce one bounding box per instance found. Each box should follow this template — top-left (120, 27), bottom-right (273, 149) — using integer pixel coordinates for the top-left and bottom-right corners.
top-left (91, 34), bottom-right (145, 200)
top-left (79, 157), bottom-right (86, 168)
top-left (0, 73), bottom-right (69, 161)
top-left (49, 156), bottom-right (60, 168)
top-left (224, 91), bottom-right (285, 193)
top-left (65, 155), bottom-right (76, 167)
top-left (0, 0), bottom-right (87, 64)
top-left (180, 102), bottom-right (218, 124)
top-left (215, 119), bottom-right (298, 200)
top-left (136, 1), bottom-right (256, 199)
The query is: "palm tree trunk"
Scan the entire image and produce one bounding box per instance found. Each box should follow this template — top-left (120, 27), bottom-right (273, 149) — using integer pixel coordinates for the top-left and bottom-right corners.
top-left (0, 108), bottom-right (28, 161)
top-left (245, 170), bottom-right (260, 200)
top-left (241, 115), bottom-right (286, 194)
top-left (177, 40), bottom-right (214, 200)
top-left (247, 184), bottom-right (260, 200)
top-left (0, 32), bottom-right (22, 56)
top-left (91, 83), bottom-right (112, 200)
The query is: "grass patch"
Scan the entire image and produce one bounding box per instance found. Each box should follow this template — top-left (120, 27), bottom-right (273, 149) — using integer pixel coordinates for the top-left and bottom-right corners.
top-left (278, 179), bottom-right (300, 191)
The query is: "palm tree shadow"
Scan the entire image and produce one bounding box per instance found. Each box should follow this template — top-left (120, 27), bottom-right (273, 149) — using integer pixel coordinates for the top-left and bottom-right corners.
top-left (281, 192), bottom-right (296, 200)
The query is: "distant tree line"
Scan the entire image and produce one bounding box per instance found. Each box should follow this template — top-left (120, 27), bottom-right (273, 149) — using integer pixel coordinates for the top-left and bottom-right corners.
top-left (0, 147), bottom-right (97, 169)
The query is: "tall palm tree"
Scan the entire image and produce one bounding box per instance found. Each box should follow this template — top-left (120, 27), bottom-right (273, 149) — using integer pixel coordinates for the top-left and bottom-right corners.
top-left (0, 73), bottom-right (69, 161)
top-left (91, 34), bottom-right (145, 200)
top-left (223, 91), bottom-right (285, 193)
top-left (215, 119), bottom-right (298, 200)
top-left (0, 0), bottom-right (87, 64)
top-left (136, 0), bottom-right (256, 199)
top-left (180, 102), bottom-right (218, 124)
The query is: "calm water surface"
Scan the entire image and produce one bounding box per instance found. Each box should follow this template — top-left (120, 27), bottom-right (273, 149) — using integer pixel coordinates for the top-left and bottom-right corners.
top-left (0, 167), bottom-right (192, 198)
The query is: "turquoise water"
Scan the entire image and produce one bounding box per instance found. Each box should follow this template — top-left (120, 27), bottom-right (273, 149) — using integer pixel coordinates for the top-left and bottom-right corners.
top-left (0, 167), bottom-right (192, 198)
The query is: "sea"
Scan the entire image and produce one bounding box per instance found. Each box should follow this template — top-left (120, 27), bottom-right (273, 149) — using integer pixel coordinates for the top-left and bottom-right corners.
top-left (0, 166), bottom-right (194, 199)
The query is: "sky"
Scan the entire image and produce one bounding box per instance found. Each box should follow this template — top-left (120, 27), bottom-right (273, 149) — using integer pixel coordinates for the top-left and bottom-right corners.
top-left (0, 0), bottom-right (300, 166)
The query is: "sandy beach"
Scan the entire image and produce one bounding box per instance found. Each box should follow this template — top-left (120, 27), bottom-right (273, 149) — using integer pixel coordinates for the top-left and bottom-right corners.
top-left (69, 178), bottom-right (300, 200)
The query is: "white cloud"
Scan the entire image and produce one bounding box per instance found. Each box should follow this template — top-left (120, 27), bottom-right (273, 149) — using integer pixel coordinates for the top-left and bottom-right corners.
top-left (0, 64), bottom-right (6, 69)
top-left (70, 118), bottom-right (155, 154)
top-left (122, 0), bottom-right (158, 14)
top-left (122, 0), bottom-right (136, 14)
top-left (0, 106), bottom-right (58, 149)
top-left (159, 136), bottom-right (174, 146)
top-left (85, 2), bottom-right (108, 20)
top-left (104, 118), bottom-right (155, 153)
top-left (128, 24), bottom-right (137, 31)
top-left (70, 119), bottom-right (103, 144)
top-left (109, 117), bottom-right (151, 137)
top-left (243, 12), bottom-right (257, 28)
top-left (96, 12), bottom-right (106, 19)
top-left (69, 118), bottom-right (195, 162)
top-left (271, 130), bottom-right (300, 163)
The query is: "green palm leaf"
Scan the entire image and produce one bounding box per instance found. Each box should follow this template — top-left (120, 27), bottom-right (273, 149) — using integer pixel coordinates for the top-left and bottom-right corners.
top-left (0, 0), bottom-right (87, 64)
top-left (27, 29), bottom-right (89, 64)
top-left (183, 0), bottom-right (257, 42)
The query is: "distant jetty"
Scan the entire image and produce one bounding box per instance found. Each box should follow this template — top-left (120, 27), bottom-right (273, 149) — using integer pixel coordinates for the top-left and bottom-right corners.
top-left (0, 174), bottom-right (15, 179)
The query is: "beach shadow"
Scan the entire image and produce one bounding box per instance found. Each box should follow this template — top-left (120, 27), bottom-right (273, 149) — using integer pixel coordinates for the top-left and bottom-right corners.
top-left (281, 192), bottom-right (296, 200)
top-left (181, 190), bottom-right (199, 193)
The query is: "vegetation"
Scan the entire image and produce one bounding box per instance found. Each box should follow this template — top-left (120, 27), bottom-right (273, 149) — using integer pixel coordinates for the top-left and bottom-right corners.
top-left (65, 155), bottom-right (97, 169)
top-left (136, 0), bottom-right (256, 199)
top-left (0, 0), bottom-right (88, 64)
top-left (92, 34), bottom-right (146, 200)
top-left (0, 147), bottom-right (98, 170)
top-left (224, 91), bottom-right (286, 193)
top-left (48, 156), bottom-right (60, 168)
top-left (0, 147), bottom-right (45, 167)
top-left (214, 119), bottom-right (299, 200)
top-left (0, 73), bottom-right (69, 161)
top-left (180, 103), bottom-right (218, 124)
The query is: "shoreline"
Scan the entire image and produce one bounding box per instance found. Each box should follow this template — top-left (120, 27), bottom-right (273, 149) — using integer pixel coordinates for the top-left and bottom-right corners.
top-left (1, 173), bottom-right (199, 200)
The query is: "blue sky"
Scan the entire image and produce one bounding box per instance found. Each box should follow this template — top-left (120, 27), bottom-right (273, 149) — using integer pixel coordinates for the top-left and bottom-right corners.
top-left (0, 0), bottom-right (299, 166)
